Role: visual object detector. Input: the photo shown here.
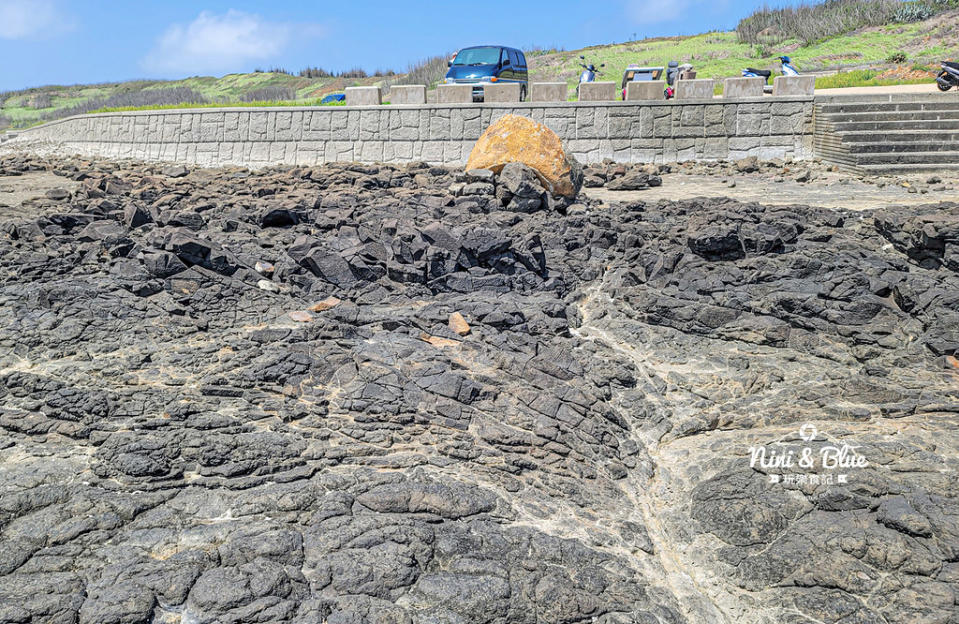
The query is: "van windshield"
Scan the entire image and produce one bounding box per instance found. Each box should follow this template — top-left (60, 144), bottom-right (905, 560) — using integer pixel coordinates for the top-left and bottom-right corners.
top-left (452, 47), bottom-right (501, 66)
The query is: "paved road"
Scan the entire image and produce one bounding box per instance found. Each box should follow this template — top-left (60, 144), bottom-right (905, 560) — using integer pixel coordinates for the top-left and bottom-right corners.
top-left (816, 83), bottom-right (953, 96)
top-left (709, 83), bottom-right (956, 98)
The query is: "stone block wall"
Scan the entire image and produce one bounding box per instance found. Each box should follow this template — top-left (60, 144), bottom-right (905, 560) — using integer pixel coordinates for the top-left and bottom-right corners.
top-left (15, 97), bottom-right (815, 166)
top-left (625, 82), bottom-right (665, 101)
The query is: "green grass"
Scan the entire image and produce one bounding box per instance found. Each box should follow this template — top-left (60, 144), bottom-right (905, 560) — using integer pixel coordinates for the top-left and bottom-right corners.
top-left (529, 16), bottom-right (956, 97)
top-left (1, 71), bottom-right (374, 128)
top-left (87, 99), bottom-right (347, 114)
top-left (813, 68), bottom-right (932, 88)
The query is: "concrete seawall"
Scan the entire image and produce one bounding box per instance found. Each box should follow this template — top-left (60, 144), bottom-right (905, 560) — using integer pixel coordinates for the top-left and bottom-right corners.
top-left (11, 97), bottom-right (815, 166)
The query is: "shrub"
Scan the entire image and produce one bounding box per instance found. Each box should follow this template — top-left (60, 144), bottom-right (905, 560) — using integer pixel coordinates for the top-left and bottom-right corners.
top-left (387, 55), bottom-right (450, 89)
top-left (525, 45), bottom-right (566, 57)
top-left (241, 86), bottom-right (296, 102)
top-left (41, 87), bottom-right (208, 121)
top-left (0, 115), bottom-right (10, 130)
top-left (887, 51), bottom-right (908, 63)
top-left (893, 1), bottom-right (934, 21)
top-left (29, 93), bottom-right (53, 109)
top-left (339, 67), bottom-right (368, 79)
top-left (299, 67), bottom-right (332, 78)
top-left (737, 0), bottom-right (901, 45)
top-left (816, 69), bottom-right (878, 88)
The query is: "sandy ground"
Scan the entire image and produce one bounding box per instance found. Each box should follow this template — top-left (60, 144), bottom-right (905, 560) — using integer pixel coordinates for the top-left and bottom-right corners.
top-left (702, 82), bottom-right (955, 98)
top-left (2, 166), bottom-right (957, 221)
top-left (0, 171), bottom-right (79, 220)
top-left (587, 170), bottom-right (959, 210)
top-left (815, 83), bottom-right (955, 97)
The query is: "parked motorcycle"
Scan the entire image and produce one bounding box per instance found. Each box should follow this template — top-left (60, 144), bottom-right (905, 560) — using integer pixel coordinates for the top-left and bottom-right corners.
top-left (576, 55), bottom-right (605, 97)
top-left (664, 61), bottom-right (693, 99)
top-left (742, 56), bottom-right (799, 93)
top-left (937, 60), bottom-right (959, 91)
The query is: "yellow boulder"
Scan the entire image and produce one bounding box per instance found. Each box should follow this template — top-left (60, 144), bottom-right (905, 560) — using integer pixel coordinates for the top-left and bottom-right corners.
top-left (465, 114), bottom-right (582, 198)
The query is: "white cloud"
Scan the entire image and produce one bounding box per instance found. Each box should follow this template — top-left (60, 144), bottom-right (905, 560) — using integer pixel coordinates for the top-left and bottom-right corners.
top-left (0, 0), bottom-right (70, 40)
top-left (142, 10), bottom-right (324, 75)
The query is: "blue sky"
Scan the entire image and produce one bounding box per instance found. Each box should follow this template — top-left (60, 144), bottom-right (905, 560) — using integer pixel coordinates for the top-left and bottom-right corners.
top-left (1, 0), bottom-right (776, 91)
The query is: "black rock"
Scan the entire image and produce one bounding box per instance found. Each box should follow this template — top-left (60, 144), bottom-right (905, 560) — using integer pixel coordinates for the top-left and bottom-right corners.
top-left (124, 204), bottom-right (152, 229)
top-left (161, 164), bottom-right (190, 178)
top-left (2, 153), bottom-right (957, 624)
top-left (300, 249), bottom-right (356, 286)
top-left (607, 172), bottom-right (650, 191)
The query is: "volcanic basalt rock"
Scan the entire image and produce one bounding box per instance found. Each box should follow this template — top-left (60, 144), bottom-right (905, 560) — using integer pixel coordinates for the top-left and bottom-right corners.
top-left (0, 152), bottom-right (957, 624)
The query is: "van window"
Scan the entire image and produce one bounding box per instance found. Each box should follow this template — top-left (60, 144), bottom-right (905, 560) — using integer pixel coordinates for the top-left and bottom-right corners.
top-left (516, 51), bottom-right (527, 68)
top-left (508, 50), bottom-right (520, 67)
top-left (451, 47), bottom-right (502, 66)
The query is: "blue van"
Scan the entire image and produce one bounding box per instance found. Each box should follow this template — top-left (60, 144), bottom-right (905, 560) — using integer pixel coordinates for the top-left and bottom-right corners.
top-left (444, 46), bottom-right (529, 102)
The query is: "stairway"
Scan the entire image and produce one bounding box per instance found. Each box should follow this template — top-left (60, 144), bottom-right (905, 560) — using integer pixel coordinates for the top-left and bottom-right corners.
top-left (813, 94), bottom-right (959, 175)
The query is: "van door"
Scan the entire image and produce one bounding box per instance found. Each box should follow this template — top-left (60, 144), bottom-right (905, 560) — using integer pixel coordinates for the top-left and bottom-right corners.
top-left (507, 49), bottom-right (521, 82)
top-left (494, 47), bottom-right (506, 82)
top-left (516, 50), bottom-right (528, 84)
top-left (499, 48), bottom-right (512, 82)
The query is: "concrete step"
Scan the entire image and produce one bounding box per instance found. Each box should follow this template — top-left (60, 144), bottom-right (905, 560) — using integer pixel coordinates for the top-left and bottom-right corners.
top-left (854, 150), bottom-right (959, 165)
top-left (838, 130), bottom-right (959, 143)
top-left (813, 95), bottom-right (959, 172)
top-left (845, 141), bottom-right (959, 153)
top-left (857, 162), bottom-right (959, 174)
top-left (825, 119), bottom-right (959, 132)
top-left (817, 101), bottom-right (959, 114)
top-left (822, 109), bottom-right (959, 122)
top-left (815, 92), bottom-right (959, 104)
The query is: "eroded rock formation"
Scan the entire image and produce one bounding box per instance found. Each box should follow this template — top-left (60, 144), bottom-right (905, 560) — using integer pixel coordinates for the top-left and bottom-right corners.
top-left (0, 154), bottom-right (957, 624)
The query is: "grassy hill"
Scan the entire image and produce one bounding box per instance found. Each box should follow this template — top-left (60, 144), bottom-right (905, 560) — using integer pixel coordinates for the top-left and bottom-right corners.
top-left (528, 9), bottom-right (959, 96)
top-left (0, 71), bottom-right (389, 130)
top-left (3, 5), bottom-right (958, 128)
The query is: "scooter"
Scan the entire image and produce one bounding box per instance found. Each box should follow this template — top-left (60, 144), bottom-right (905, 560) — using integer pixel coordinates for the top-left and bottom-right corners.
top-left (742, 56), bottom-right (799, 93)
top-left (576, 55), bottom-right (605, 97)
top-left (664, 61), bottom-right (693, 99)
top-left (936, 60), bottom-right (959, 91)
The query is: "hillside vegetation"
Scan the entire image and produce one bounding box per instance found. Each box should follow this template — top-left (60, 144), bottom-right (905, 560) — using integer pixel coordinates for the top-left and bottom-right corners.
top-left (3, 1), bottom-right (958, 127)
top-left (737, 0), bottom-right (958, 44)
top-left (528, 8), bottom-right (959, 96)
top-left (0, 70), bottom-right (402, 130)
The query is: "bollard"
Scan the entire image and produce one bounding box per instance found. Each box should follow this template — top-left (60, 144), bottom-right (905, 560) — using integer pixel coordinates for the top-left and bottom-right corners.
top-left (435, 84), bottom-right (473, 103)
top-left (483, 83), bottom-right (521, 103)
top-left (625, 81), bottom-right (666, 101)
top-left (578, 82), bottom-right (617, 101)
top-left (388, 85), bottom-right (426, 105)
top-left (773, 75), bottom-right (816, 96)
top-left (345, 86), bottom-right (382, 106)
top-left (530, 82), bottom-right (567, 102)
top-left (674, 79), bottom-right (715, 100)
top-left (722, 77), bottom-right (765, 98)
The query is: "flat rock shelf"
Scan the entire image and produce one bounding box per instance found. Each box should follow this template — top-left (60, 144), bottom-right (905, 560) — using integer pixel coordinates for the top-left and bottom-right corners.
top-left (0, 153), bottom-right (957, 624)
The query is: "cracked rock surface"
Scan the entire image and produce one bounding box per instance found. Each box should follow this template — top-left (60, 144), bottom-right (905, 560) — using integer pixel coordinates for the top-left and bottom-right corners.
top-left (0, 153), bottom-right (957, 624)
